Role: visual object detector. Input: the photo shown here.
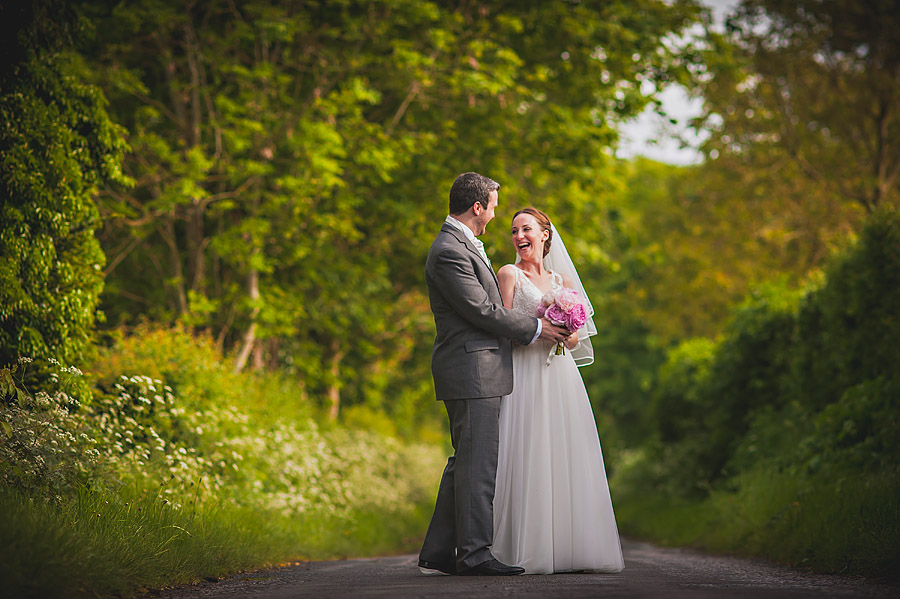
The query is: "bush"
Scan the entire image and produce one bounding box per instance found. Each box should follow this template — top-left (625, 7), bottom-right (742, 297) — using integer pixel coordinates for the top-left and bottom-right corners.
top-left (792, 208), bottom-right (900, 411)
top-left (0, 328), bottom-right (445, 597)
top-left (0, 44), bottom-right (128, 395)
top-left (91, 324), bottom-right (312, 425)
top-left (615, 209), bottom-right (900, 576)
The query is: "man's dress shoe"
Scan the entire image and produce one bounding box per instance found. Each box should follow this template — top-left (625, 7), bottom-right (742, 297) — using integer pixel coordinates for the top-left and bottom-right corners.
top-left (458, 558), bottom-right (525, 576)
top-left (418, 559), bottom-right (457, 575)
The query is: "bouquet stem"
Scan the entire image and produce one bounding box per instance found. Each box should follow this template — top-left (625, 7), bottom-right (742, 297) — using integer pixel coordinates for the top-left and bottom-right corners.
top-left (555, 342), bottom-right (565, 355)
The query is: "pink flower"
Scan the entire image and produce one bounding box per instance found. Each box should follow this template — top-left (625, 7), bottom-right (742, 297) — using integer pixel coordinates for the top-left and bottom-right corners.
top-left (565, 303), bottom-right (588, 331)
top-left (555, 288), bottom-right (579, 311)
top-left (545, 304), bottom-right (567, 325)
top-left (536, 303), bottom-right (548, 317)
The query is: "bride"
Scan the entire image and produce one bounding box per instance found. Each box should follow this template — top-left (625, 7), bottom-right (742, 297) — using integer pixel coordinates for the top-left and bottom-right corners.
top-left (492, 207), bottom-right (624, 574)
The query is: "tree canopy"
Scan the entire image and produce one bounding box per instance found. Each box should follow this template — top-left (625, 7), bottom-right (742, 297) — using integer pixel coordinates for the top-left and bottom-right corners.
top-left (0, 1), bottom-right (128, 391)
top-left (72, 0), bottom-right (703, 421)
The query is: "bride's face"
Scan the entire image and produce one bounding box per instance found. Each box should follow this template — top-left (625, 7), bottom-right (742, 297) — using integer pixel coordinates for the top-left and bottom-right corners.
top-left (511, 213), bottom-right (548, 262)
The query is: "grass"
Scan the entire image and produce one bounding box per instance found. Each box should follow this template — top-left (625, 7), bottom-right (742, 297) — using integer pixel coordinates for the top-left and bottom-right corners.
top-left (1, 328), bottom-right (447, 598)
top-left (2, 480), bottom-right (435, 599)
top-left (614, 465), bottom-right (900, 579)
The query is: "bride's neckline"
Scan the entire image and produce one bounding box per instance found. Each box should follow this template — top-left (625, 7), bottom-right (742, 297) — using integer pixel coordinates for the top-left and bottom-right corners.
top-left (515, 264), bottom-right (557, 295)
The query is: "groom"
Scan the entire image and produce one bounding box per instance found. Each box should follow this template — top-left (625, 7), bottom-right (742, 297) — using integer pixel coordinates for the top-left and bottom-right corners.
top-left (418, 172), bottom-right (569, 576)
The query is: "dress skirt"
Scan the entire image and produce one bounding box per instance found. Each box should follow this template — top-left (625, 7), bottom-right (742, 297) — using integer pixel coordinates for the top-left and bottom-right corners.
top-left (492, 340), bottom-right (625, 574)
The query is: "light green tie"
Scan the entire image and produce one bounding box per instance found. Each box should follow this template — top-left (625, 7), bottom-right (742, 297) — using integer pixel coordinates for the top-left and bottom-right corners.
top-left (472, 237), bottom-right (491, 267)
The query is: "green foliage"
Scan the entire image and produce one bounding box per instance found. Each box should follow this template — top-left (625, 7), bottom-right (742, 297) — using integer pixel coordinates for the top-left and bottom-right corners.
top-left (0, 49), bottom-right (128, 394)
top-left (0, 328), bottom-right (444, 597)
top-left (1, 483), bottom-right (291, 599)
top-left (699, 0), bottom-right (900, 213)
top-left (76, 0), bottom-right (704, 423)
top-left (643, 210), bottom-right (899, 495)
top-left (792, 209), bottom-right (900, 411)
top-left (13, 0), bottom-right (900, 585)
top-left (615, 209), bottom-right (900, 576)
top-left (797, 377), bottom-right (900, 474)
top-left (616, 466), bottom-right (900, 578)
top-left (579, 154), bottom-right (845, 457)
top-left (0, 360), bottom-right (97, 497)
top-left (91, 324), bottom-right (312, 425)
top-left (1, 479), bottom-right (435, 599)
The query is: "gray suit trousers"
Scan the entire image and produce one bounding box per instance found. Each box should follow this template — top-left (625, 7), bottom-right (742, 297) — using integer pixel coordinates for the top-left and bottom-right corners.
top-left (419, 397), bottom-right (501, 570)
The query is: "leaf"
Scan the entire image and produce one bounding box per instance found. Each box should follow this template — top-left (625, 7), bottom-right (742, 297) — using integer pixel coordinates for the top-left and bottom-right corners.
top-left (1, 421), bottom-right (11, 438)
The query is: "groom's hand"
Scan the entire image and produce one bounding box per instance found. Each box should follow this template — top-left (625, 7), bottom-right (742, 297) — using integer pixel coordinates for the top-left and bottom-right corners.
top-left (538, 318), bottom-right (570, 343)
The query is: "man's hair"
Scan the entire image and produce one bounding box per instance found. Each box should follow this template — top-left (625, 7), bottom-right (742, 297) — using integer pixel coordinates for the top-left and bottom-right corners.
top-left (449, 172), bottom-right (500, 215)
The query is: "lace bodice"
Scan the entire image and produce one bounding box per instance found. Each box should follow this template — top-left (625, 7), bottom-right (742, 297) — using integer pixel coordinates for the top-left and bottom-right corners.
top-left (512, 266), bottom-right (562, 317)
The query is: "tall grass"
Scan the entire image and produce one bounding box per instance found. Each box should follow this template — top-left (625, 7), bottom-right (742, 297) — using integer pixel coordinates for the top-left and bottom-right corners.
top-left (1, 327), bottom-right (446, 598)
top-left (2, 479), bottom-right (438, 599)
top-left (614, 465), bottom-right (900, 578)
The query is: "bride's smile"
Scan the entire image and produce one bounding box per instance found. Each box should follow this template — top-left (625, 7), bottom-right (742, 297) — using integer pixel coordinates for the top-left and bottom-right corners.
top-left (512, 214), bottom-right (548, 262)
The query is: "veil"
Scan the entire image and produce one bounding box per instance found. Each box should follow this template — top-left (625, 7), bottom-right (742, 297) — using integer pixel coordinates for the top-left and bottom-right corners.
top-left (517, 222), bottom-right (597, 367)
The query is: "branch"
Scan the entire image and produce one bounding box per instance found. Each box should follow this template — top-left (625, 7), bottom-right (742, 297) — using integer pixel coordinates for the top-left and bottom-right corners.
top-left (184, 21), bottom-right (203, 148)
top-left (104, 236), bottom-right (142, 277)
top-left (386, 81), bottom-right (421, 136)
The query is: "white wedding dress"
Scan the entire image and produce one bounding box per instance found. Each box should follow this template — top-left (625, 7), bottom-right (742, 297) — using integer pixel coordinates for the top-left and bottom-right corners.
top-left (492, 267), bottom-right (624, 574)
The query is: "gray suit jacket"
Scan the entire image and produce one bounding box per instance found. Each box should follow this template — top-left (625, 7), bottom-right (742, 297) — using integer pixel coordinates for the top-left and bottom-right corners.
top-left (425, 223), bottom-right (538, 400)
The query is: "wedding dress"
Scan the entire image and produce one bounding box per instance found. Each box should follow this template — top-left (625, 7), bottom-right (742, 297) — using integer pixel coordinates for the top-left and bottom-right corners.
top-left (492, 267), bottom-right (624, 574)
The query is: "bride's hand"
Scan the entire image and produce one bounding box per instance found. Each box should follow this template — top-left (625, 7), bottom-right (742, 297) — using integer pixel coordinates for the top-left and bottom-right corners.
top-left (564, 330), bottom-right (579, 350)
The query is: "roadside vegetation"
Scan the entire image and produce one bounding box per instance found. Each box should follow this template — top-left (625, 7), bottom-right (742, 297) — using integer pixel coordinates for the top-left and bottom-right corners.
top-left (610, 210), bottom-right (900, 578)
top-left (1, 326), bottom-right (444, 598)
top-left (3, 0), bottom-right (899, 595)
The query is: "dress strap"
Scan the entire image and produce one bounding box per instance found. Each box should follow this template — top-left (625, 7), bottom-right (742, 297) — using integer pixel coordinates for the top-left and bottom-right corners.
top-left (551, 270), bottom-right (563, 289)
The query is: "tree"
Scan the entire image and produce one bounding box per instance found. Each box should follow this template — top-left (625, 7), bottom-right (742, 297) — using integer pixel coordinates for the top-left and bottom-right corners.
top-left (0, 1), bottom-right (128, 386)
top-left (80, 0), bottom-right (705, 422)
top-left (689, 0), bottom-right (900, 266)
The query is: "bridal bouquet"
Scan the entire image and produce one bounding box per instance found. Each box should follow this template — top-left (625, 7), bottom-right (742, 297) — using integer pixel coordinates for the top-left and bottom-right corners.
top-left (536, 287), bottom-right (588, 362)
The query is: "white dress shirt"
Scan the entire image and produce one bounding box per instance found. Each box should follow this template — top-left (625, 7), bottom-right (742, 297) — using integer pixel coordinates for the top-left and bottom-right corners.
top-left (445, 215), bottom-right (542, 345)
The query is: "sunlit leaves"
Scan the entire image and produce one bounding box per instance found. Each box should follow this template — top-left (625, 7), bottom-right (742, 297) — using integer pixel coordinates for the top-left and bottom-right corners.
top-left (76, 0), bottom-right (705, 421)
top-left (1, 47), bottom-right (127, 386)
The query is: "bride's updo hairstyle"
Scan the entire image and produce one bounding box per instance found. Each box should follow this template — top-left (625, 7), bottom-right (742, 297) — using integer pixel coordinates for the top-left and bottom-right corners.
top-left (513, 207), bottom-right (553, 257)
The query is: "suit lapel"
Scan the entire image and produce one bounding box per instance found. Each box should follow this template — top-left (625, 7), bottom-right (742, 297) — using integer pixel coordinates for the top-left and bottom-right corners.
top-left (442, 224), bottom-right (501, 291)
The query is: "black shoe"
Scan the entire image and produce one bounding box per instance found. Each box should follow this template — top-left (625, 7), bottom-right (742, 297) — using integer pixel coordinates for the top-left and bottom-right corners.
top-left (418, 559), bottom-right (457, 575)
top-left (458, 559), bottom-right (525, 576)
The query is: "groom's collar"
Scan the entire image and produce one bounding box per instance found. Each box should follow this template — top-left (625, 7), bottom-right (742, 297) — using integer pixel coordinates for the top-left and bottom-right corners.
top-left (444, 215), bottom-right (477, 242)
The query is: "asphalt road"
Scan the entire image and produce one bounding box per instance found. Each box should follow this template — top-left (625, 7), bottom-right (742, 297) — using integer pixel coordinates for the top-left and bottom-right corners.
top-left (147, 540), bottom-right (897, 599)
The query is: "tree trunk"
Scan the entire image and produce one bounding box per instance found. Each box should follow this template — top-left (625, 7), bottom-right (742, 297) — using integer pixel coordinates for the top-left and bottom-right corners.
top-left (159, 216), bottom-right (188, 315)
top-left (187, 199), bottom-right (206, 293)
top-left (233, 262), bottom-right (260, 373)
top-left (252, 339), bottom-right (264, 371)
top-left (327, 339), bottom-right (344, 422)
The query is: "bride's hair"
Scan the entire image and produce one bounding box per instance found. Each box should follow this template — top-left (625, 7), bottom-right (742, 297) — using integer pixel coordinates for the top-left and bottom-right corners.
top-left (513, 207), bottom-right (553, 257)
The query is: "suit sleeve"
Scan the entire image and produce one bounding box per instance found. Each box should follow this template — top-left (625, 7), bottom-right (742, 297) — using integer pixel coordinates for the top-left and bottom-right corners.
top-left (430, 246), bottom-right (538, 344)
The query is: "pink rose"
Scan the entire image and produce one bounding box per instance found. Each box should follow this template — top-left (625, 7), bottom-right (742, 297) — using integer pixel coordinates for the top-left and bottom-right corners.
top-left (545, 304), bottom-right (567, 325)
top-left (536, 303), bottom-right (548, 317)
top-left (565, 303), bottom-right (588, 331)
top-left (555, 288), bottom-right (579, 311)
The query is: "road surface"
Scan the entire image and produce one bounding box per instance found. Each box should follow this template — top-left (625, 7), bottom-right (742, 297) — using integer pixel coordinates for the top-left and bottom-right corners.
top-left (147, 540), bottom-right (897, 598)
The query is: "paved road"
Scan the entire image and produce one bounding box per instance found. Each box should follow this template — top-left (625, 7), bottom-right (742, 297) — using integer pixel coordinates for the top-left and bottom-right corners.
top-left (148, 540), bottom-right (897, 598)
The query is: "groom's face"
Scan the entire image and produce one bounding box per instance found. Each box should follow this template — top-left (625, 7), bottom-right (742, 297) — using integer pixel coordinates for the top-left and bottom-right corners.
top-left (473, 190), bottom-right (498, 236)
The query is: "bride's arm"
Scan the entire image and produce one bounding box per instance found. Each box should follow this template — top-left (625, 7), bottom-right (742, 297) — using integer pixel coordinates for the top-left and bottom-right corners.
top-left (497, 265), bottom-right (517, 309)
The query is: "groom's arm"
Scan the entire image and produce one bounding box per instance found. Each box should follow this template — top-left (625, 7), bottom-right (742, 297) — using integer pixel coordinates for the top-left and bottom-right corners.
top-left (430, 247), bottom-right (537, 344)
